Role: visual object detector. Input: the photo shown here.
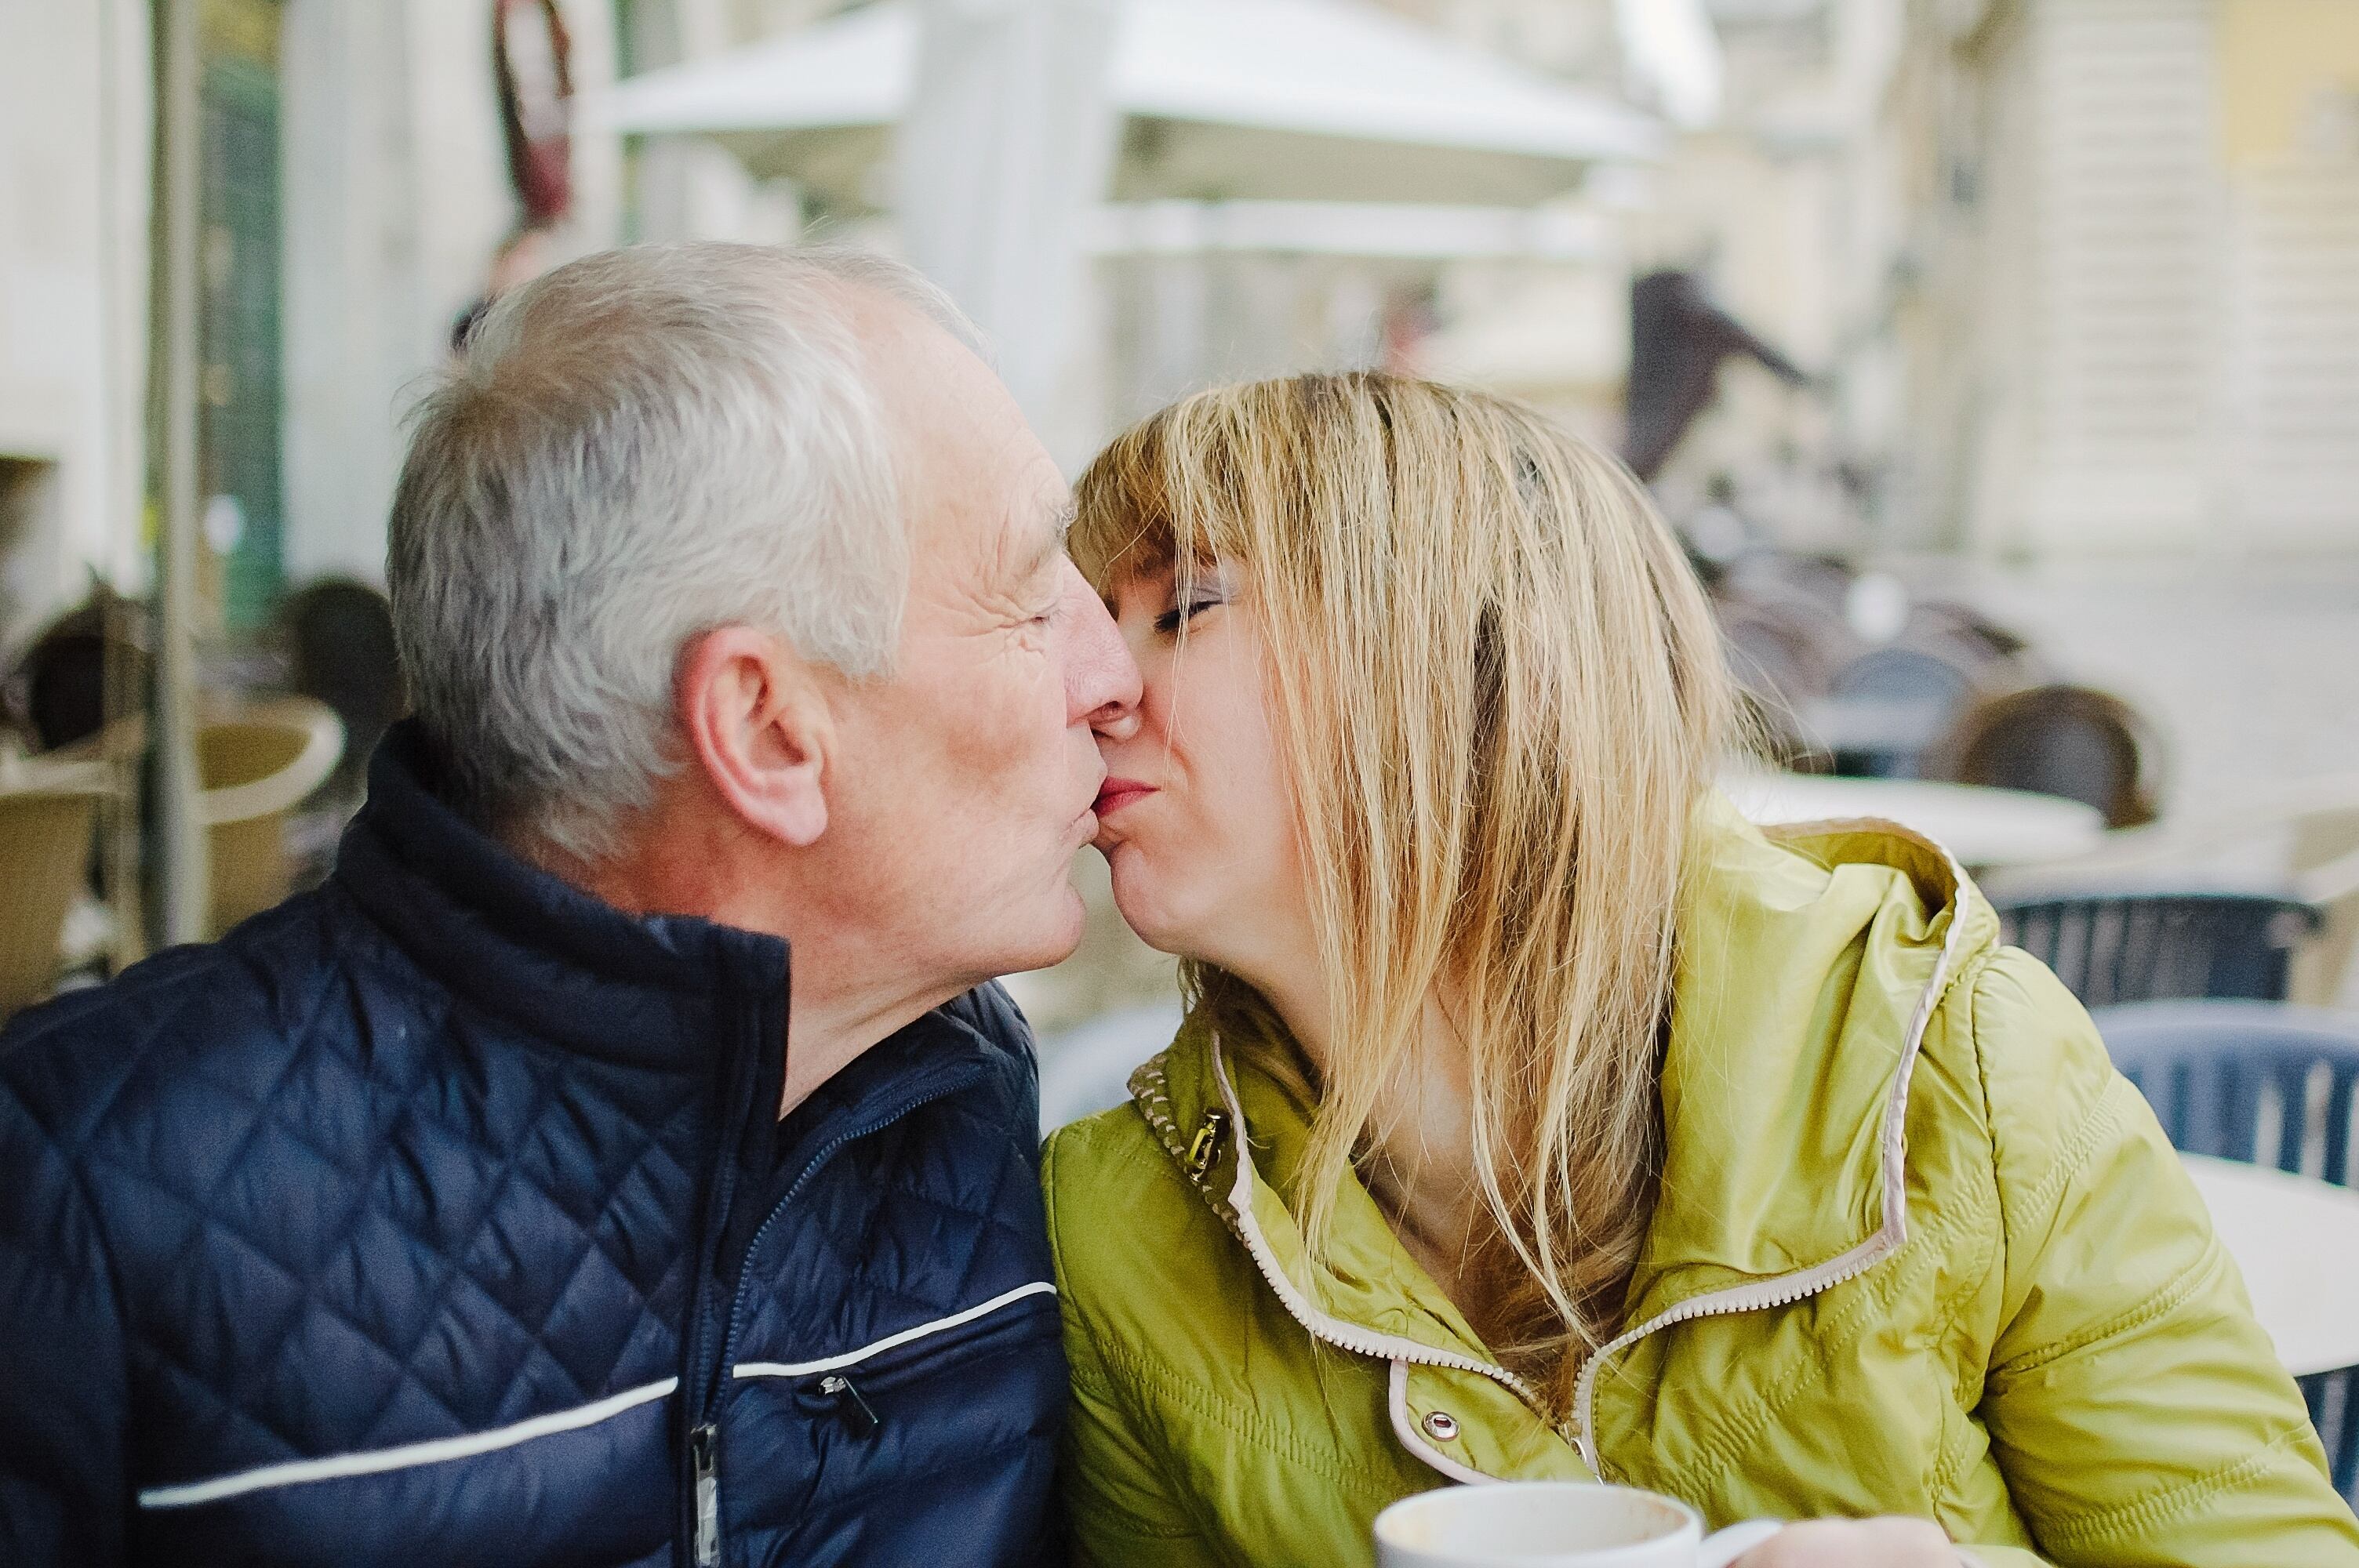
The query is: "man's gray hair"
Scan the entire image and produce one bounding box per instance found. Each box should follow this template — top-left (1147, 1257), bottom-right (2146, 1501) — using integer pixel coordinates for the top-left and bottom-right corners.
top-left (389, 241), bottom-right (971, 862)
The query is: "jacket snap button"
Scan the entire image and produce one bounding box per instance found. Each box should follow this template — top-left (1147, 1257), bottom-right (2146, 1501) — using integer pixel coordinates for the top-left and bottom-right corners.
top-left (1420, 1410), bottom-right (1459, 1442)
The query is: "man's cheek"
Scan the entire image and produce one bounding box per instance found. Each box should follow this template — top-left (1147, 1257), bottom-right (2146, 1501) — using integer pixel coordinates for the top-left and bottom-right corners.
top-left (943, 670), bottom-right (1063, 779)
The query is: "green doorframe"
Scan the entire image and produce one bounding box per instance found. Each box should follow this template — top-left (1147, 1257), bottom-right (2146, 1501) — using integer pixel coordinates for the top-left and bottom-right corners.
top-left (199, 49), bottom-right (284, 631)
top-left (151, 0), bottom-right (285, 636)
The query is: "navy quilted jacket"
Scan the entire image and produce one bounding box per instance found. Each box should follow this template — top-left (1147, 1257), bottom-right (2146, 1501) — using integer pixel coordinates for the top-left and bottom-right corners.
top-left (0, 726), bottom-right (1066, 1566)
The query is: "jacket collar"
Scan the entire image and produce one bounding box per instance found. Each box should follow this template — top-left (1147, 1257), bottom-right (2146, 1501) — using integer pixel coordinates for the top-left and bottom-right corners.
top-left (1130, 797), bottom-right (2000, 1467)
top-left (333, 722), bottom-right (791, 1075)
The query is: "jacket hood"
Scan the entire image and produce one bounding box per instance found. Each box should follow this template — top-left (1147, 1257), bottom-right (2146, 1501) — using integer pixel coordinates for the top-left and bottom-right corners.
top-left (1633, 798), bottom-right (1998, 1308)
top-left (1129, 795), bottom-right (2002, 1459)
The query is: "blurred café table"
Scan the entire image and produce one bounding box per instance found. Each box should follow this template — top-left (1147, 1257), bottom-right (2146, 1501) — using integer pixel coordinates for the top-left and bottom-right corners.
top-left (1724, 770), bottom-right (2106, 871)
top-left (2183, 1153), bottom-right (2359, 1380)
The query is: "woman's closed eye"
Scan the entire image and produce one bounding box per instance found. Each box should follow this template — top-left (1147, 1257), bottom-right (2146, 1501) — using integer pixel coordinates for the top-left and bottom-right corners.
top-left (1154, 595), bottom-right (1222, 636)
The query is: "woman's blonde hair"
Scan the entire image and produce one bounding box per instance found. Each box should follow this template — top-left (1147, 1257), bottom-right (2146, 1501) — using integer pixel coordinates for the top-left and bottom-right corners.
top-left (1072, 373), bottom-right (1735, 1413)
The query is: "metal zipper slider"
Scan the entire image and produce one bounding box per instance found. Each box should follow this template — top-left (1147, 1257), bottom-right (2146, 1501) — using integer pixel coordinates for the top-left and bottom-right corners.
top-left (691, 1421), bottom-right (721, 1566)
top-left (820, 1374), bottom-right (881, 1437)
top-left (1185, 1109), bottom-right (1230, 1178)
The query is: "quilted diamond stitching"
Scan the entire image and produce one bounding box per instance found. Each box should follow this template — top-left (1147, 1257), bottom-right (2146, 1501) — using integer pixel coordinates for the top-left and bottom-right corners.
top-left (91, 944), bottom-right (711, 1470)
top-left (20, 855), bottom-right (1060, 1567)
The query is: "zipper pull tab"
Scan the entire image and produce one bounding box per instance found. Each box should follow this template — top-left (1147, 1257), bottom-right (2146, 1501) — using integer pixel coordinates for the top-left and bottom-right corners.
top-left (819, 1373), bottom-right (881, 1437)
top-left (1185, 1109), bottom-right (1230, 1178)
top-left (691, 1421), bottom-right (721, 1566)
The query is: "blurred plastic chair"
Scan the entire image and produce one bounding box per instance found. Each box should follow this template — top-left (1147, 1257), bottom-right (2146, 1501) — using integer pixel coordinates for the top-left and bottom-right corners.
top-left (1718, 550), bottom-right (1856, 613)
top-left (1937, 684), bottom-right (2164, 829)
top-left (279, 579), bottom-right (405, 793)
top-left (1714, 593), bottom-right (1855, 768)
top-left (1982, 774), bottom-right (2359, 1007)
top-left (1717, 597), bottom-right (1841, 710)
top-left (1903, 600), bottom-right (2037, 671)
top-left (198, 698), bottom-right (344, 938)
top-left (1816, 645), bottom-right (1994, 779)
top-left (2095, 1000), bottom-right (2359, 1181)
top-left (1718, 584), bottom-right (1856, 684)
top-left (2000, 892), bottom-right (2321, 1006)
top-left (2, 593), bottom-right (151, 753)
top-left (2092, 999), bottom-right (2359, 1500)
top-left (0, 779), bottom-right (108, 1022)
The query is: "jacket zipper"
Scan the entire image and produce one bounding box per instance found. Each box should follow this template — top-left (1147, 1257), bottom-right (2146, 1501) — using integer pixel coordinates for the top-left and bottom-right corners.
top-left (1219, 1151), bottom-right (1537, 1388)
top-left (682, 990), bottom-right (772, 1568)
top-left (1568, 1231), bottom-right (1903, 1476)
top-left (687, 1065), bottom-right (983, 1565)
top-left (1162, 1043), bottom-right (1914, 1479)
top-left (709, 1065), bottom-right (987, 1432)
top-left (691, 1422), bottom-right (720, 1566)
top-left (1152, 1065), bottom-right (1543, 1400)
top-left (818, 1374), bottom-right (882, 1436)
top-left (1145, 814), bottom-right (1975, 1483)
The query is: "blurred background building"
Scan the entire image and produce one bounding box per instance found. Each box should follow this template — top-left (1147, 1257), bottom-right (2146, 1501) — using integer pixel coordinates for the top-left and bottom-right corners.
top-left (13, 0), bottom-right (2356, 629)
top-left (2, 0), bottom-right (2355, 1041)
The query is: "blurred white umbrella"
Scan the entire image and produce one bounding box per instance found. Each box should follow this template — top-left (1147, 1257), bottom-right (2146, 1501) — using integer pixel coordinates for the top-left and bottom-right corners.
top-left (895, 0), bottom-right (1119, 445)
top-left (1613, 0), bottom-right (1722, 130)
top-left (600, 0), bottom-right (1660, 208)
top-left (601, 0), bottom-right (1659, 459)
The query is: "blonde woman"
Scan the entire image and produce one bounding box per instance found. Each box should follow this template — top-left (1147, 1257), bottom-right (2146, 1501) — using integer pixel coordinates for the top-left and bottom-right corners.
top-left (1043, 374), bottom-right (2359, 1568)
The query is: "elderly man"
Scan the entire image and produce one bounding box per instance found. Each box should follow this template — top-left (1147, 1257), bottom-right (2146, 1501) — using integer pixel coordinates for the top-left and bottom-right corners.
top-left (0, 245), bottom-right (1140, 1566)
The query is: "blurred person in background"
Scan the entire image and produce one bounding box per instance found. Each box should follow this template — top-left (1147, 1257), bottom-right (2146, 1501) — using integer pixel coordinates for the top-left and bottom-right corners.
top-left (0, 242), bottom-right (1139, 1566)
top-left (1045, 373), bottom-right (2359, 1568)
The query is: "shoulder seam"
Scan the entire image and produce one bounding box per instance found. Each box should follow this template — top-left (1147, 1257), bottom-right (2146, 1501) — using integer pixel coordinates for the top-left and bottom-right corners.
top-left (2034, 1419), bottom-right (2318, 1549)
top-left (1968, 951), bottom-right (2128, 1269)
top-left (2014, 1073), bottom-right (2138, 1267)
top-left (1986, 1214), bottom-right (2222, 1384)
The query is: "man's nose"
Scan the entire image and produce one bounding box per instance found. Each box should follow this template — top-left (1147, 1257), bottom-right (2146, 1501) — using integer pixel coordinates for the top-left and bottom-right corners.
top-left (1057, 560), bottom-right (1142, 736)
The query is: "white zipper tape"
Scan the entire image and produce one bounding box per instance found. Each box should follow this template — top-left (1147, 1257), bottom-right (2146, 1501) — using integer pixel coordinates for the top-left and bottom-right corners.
top-left (1187, 817), bottom-right (1976, 1485)
top-left (1571, 822), bottom-right (1974, 1472)
top-left (1209, 1044), bottom-right (1543, 1399)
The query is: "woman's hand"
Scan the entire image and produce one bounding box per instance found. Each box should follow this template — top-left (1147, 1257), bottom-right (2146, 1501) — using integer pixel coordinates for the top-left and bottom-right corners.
top-left (1734, 1518), bottom-right (1964, 1566)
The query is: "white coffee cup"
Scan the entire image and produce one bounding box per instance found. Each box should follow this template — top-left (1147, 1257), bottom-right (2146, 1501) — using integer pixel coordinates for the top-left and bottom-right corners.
top-left (1374, 1482), bottom-right (1784, 1568)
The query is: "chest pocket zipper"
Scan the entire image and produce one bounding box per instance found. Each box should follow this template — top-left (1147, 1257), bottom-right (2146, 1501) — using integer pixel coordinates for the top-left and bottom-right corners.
top-left (817, 1374), bottom-right (881, 1438)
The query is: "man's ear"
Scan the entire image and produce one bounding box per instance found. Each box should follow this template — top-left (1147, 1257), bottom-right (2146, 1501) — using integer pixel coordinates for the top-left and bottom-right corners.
top-left (676, 626), bottom-right (833, 848)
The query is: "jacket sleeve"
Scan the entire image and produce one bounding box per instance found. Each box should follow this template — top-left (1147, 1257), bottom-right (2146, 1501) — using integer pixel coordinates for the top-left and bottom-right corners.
top-left (0, 1076), bottom-right (129, 1566)
top-left (1042, 1131), bottom-right (1228, 1568)
top-left (1960, 949), bottom-right (2359, 1568)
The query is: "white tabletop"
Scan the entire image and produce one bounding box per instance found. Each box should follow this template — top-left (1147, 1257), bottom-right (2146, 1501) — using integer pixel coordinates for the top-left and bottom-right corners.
top-left (2183, 1153), bottom-right (2359, 1378)
top-left (1723, 772), bottom-right (2106, 869)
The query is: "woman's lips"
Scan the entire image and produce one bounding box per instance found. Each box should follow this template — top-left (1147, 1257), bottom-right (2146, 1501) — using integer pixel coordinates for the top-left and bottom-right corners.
top-left (1093, 779), bottom-right (1158, 818)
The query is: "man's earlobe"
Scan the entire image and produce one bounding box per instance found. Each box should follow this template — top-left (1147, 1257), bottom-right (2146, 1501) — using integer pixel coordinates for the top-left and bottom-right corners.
top-left (677, 626), bottom-right (833, 848)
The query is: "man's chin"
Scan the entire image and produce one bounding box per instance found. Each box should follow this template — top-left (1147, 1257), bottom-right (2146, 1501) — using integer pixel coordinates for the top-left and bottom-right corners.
top-left (990, 886), bottom-right (1090, 979)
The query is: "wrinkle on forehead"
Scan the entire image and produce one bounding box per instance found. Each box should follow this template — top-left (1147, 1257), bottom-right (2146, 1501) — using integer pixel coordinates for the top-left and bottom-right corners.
top-left (859, 294), bottom-right (1060, 601)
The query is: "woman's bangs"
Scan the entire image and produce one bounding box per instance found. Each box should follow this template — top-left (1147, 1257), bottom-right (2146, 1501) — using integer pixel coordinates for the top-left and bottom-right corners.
top-left (1071, 421), bottom-right (1177, 592)
top-left (1071, 409), bottom-right (1238, 596)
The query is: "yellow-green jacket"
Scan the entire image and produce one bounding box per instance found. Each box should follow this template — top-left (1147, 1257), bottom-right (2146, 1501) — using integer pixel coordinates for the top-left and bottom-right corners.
top-left (1044, 808), bottom-right (2359, 1566)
